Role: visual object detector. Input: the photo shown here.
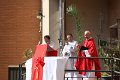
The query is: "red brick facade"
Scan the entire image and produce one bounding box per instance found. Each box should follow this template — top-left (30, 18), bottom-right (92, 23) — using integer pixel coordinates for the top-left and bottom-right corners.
top-left (0, 0), bottom-right (41, 80)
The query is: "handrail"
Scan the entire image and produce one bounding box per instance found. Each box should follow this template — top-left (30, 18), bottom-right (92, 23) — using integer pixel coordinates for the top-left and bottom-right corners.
top-left (114, 71), bottom-right (120, 74)
top-left (68, 57), bottom-right (113, 59)
top-left (18, 61), bottom-right (26, 80)
top-left (64, 57), bottom-right (120, 80)
top-left (65, 70), bottom-right (112, 72)
top-left (113, 57), bottom-right (120, 61)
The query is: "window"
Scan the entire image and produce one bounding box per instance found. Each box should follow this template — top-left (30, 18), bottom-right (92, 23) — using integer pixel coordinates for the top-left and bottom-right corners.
top-left (8, 65), bottom-right (25, 80)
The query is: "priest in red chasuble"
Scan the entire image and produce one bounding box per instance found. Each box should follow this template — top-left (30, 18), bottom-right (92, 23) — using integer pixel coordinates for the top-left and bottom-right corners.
top-left (75, 31), bottom-right (101, 80)
top-left (31, 35), bottom-right (57, 80)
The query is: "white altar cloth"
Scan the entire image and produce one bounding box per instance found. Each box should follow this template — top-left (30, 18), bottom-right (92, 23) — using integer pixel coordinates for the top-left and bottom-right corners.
top-left (25, 57), bottom-right (68, 80)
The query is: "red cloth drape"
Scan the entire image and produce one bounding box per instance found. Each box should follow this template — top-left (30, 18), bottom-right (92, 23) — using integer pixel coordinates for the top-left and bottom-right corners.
top-left (31, 44), bottom-right (57, 80)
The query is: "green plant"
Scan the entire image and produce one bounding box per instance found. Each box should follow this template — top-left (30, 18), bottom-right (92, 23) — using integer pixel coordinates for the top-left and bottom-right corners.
top-left (67, 4), bottom-right (83, 43)
top-left (23, 48), bottom-right (33, 59)
top-left (98, 40), bottom-right (120, 77)
top-left (101, 72), bottom-right (111, 77)
top-left (98, 46), bottom-right (111, 77)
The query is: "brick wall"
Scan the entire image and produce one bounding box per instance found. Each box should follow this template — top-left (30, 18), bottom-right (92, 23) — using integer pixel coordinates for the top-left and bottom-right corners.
top-left (0, 0), bottom-right (41, 80)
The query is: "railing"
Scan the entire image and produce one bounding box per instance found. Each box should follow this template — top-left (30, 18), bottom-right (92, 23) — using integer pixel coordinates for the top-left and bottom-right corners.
top-left (8, 65), bottom-right (25, 80)
top-left (113, 57), bottom-right (120, 80)
top-left (19, 61), bottom-right (26, 80)
top-left (64, 57), bottom-right (120, 80)
top-left (18, 57), bottom-right (120, 80)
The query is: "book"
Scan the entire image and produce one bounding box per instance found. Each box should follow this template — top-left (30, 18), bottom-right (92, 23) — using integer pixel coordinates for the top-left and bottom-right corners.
top-left (80, 46), bottom-right (89, 51)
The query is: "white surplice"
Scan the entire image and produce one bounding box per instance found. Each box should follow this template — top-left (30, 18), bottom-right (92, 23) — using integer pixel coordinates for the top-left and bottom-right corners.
top-left (62, 40), bottom-right (79, 80)
top-left (62, 40), bottom-right (77, 57)
top-left (49, 41), bottom-right (56, 50)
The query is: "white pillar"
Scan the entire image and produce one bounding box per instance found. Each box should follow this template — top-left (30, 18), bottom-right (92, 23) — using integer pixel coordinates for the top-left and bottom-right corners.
top-left (42, 0), bottom-right (59, 49)
top-left (42, 0), bottom-right (50, 41)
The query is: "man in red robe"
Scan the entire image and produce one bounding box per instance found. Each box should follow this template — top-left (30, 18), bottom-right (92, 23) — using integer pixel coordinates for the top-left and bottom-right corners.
top-left (75, 30), bottom-right (101, 79)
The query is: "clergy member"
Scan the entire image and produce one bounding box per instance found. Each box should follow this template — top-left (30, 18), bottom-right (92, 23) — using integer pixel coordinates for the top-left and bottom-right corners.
top-left (62, 33), bottom-right (77, 56)
top-left (44, 35), bottom-right (56, 49)
top-left (75, 30), bottom-right (101, 80)
top-left (62, 33), bottom-right (78, 80)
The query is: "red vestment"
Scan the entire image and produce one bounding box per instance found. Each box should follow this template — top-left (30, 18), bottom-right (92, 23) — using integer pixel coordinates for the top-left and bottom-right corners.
top-left (75, 38), bottom-right (101, 78)
top-left (31, 44), bottom-right (57, 80)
